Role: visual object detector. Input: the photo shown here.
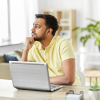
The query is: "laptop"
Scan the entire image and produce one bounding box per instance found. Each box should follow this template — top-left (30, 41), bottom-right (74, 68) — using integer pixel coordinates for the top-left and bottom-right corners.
top-left (9, 61), bottom-right (63, 91)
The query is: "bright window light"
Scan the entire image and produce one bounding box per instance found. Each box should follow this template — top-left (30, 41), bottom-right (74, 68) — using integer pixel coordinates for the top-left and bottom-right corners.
top-left (0, 0), bottom-right (38, 45)
top-left (0, 0), bottom-right (8, 43)
top-left (10, 0), bottom-right (26, 43)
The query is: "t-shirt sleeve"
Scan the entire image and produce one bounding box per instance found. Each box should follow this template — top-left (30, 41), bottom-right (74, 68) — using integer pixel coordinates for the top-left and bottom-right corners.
top-left (27, 48), bottom-right (35, 62)
top-left (60, 39), bottom-right (75, 61)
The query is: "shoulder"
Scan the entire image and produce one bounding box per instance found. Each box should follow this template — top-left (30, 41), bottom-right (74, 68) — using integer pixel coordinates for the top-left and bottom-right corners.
top-left (56, 36), bottom-right (74, 53)
top-left (55, 36), bottom-right (71, 47)
top-left (56, 37), bottom-right (75, 59)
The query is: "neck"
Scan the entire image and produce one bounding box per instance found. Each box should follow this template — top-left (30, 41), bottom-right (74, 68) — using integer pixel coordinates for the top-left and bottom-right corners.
top-left (40, 35), bottom-right (53, 50)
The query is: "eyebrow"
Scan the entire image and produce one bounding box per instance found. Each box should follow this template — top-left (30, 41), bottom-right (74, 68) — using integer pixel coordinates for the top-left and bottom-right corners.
top-left (33, 24), bottom-right (41, 27)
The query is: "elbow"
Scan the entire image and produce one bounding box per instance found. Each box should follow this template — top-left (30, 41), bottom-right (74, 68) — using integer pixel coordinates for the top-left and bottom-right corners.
top-left (68, 78), bottom-right (75, 85)
top-left (65, 77), bottom-right (75, 85)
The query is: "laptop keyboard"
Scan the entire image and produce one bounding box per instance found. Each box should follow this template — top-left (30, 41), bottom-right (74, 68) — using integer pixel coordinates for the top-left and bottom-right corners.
top-left (50, 84), bottom-right (63, 91)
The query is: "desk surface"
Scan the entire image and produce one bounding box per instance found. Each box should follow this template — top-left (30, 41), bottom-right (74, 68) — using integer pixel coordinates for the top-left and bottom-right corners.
top-left (84, 69), bottom-right (100, 77)
top-left (0, 79), bottom-right (89, 100)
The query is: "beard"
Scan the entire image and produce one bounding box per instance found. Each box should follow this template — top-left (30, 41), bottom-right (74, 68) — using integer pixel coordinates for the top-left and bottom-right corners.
top-left (32, 29), bottom-right (47, 41)
top-left (34, 34), bottom-right (46, 41)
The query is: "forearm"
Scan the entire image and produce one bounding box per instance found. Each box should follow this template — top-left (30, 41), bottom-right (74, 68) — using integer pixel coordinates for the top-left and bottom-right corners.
top-left (50, 75), bottom-right (75, 85)
top-left (20, 49), bottom-right (29, 61)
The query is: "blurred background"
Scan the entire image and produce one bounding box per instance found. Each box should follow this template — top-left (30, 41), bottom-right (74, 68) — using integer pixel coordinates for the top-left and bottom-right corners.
top-left (0, 0), bottom-right (100, 85)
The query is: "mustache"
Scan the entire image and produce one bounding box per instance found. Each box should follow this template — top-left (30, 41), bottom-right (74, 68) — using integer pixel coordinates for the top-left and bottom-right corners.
top-left (31, 32), bottom-right (38, 40)
top-left (31, 32), bottom-right (37, 36)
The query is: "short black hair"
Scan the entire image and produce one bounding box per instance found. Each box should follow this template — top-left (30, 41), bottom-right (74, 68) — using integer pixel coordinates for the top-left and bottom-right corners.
top-left (35, 14), bottom-right (59, 36)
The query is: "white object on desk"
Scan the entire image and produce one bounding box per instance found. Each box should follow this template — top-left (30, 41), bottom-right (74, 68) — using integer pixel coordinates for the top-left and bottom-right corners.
top-left (66, 94), bottom-right (83, 100)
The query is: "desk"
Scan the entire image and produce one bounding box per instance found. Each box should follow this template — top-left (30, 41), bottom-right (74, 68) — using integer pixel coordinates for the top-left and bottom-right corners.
top-left (0, 79), bottom-right (89, 100)
top-left (84, 69), bottom-right (100, 85)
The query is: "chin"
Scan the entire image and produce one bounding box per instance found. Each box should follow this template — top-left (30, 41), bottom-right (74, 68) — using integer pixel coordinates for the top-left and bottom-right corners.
top-left (34, 38), bottom-right (39, 41)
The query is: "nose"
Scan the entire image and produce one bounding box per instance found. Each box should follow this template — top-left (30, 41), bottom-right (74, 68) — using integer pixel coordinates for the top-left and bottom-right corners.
top-left (31, 27), bottom-right (35, 32)
top-left (31, 27), bottom-right (35, 36)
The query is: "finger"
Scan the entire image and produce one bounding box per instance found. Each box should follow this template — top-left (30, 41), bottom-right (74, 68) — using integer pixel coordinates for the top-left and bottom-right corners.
top-left (30, 37), bottom-right (34, 44)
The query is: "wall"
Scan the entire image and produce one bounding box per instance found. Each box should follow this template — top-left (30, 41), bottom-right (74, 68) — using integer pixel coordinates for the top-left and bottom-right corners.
top-left (38, 0), bottom-right (83, 27)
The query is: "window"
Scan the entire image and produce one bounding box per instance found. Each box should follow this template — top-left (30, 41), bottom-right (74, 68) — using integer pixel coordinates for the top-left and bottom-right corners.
top-left (0, 0), bottom-right (9, 44)
top-left (10, 0), bottom-right (26, 43)
top-left (0, 0), bottom-right (38, 45)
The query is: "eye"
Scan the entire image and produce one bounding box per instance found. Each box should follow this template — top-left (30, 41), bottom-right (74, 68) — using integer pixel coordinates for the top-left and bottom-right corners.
top-left (36, 26), bottom-right (40, 28)
top-left (33, 25), bottom-right (40, 29)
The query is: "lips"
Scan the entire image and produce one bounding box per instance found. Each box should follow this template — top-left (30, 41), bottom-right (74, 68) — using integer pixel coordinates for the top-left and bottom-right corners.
top-left (32, 32), bottom-right (36, 36)
top-left (31, 33), bottom-right (37, 38)
top-left (32, 34), bottom-right (36, 37)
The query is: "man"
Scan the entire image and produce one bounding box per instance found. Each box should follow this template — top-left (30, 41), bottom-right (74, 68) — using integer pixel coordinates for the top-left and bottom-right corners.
top-left (21, 14), bottom-right (80, 85)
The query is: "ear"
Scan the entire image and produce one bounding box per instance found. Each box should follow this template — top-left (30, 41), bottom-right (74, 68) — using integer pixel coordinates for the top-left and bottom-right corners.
top-left (46, 28), bottom-right (53, 35)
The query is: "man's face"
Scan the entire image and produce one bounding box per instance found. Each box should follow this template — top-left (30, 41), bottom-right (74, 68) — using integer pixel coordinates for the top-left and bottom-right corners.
top-left (31, 18), bottom-right (47, 41)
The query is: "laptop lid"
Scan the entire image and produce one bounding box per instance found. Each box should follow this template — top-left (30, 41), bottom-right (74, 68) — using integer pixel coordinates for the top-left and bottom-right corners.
top-left (9, 61), bottom-right (51, 91)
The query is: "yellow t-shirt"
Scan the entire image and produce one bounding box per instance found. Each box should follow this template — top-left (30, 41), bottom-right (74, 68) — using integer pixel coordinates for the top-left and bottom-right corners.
top-left (28, 36), bottom-right (81, 85)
